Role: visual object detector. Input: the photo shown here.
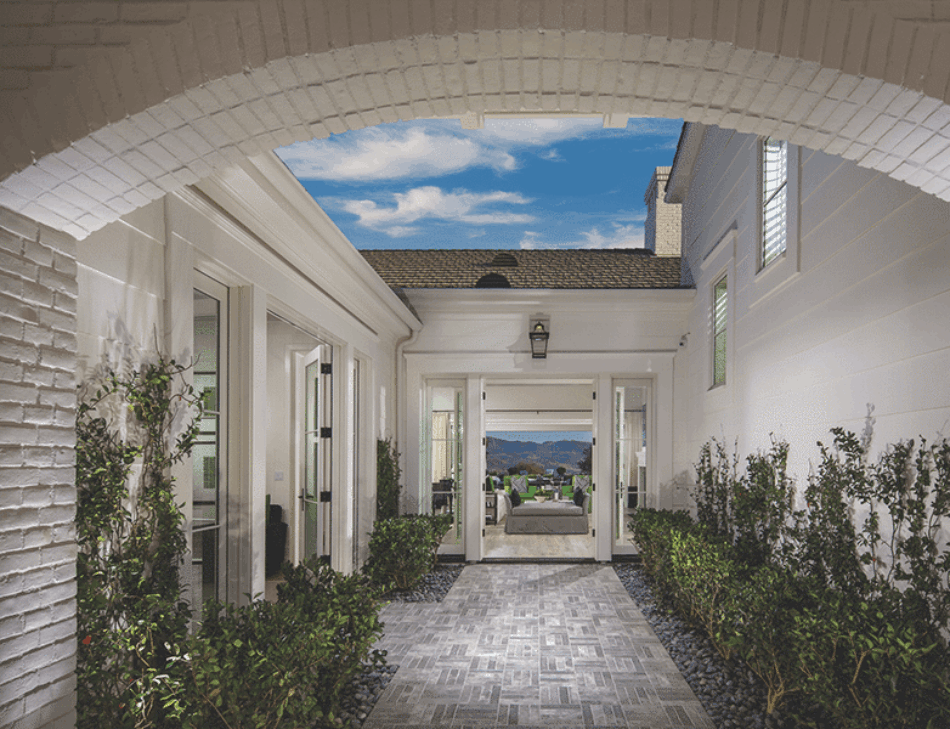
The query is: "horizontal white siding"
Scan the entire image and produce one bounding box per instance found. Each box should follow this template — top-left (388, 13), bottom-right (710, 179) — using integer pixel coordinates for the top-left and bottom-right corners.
top-left (678, 128), bottom-right (950, 486)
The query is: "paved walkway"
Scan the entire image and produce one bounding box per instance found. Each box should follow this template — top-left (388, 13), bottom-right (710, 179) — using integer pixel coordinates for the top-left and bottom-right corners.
top-left (364, 563), bottom-right (714, 729)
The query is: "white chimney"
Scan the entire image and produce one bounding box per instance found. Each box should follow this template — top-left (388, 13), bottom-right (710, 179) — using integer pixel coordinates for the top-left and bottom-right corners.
top-left (643, 166), bottom-right (681, 256)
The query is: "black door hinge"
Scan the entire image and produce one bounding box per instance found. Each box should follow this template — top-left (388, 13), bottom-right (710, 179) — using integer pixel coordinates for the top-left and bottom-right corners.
top-left (321, 363), bottom-right (332, 375)
top-left (482, 437), bottom-right (486, 446)
top-left (321, 427), bottom-right (332, 438)
top-left (482, 391), bottom-right (486, 400)
top-left (592, 529), bottom-right (596, 537)
top-left (592, 437), bottom-right (596, 446)
top-left (593, 391), bottom-right (596, 400)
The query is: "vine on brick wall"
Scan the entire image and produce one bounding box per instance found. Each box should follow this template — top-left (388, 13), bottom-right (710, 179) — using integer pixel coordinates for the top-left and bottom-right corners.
top-left (75, 356), bottom-right (201, 728)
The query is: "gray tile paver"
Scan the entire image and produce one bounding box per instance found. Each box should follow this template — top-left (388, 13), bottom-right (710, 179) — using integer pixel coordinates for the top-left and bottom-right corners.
top-left (363, 564), bottom-right (713, 728)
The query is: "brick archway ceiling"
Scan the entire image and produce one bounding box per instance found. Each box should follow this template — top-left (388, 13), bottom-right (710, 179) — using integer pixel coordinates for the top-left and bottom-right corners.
top-left (3, 1), bottom-right (950, 240)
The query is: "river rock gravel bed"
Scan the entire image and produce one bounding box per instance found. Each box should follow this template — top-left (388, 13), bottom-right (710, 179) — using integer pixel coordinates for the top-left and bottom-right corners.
top-left (613, 563), bottom-right (793, 729)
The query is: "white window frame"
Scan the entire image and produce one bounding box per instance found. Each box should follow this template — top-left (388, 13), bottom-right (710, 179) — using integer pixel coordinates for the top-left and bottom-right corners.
top-left (712, 274), bottom-right (728, 388)
top-left (761, 137), bottom-right (788, 269)
top-left (192, 271), bottom-right (232, 608)
top-left (750, 138), bottom-right (801, 305)
top-left (699, 228), bottom-right (737, 395)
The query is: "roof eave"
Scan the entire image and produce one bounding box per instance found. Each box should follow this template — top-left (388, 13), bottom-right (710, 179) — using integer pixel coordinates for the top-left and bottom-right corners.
top-left (665, 122), bottom-right (707, 204)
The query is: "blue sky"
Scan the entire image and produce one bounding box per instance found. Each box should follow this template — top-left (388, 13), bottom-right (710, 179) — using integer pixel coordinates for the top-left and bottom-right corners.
top-left (275, 117), bottom-right (683, 250)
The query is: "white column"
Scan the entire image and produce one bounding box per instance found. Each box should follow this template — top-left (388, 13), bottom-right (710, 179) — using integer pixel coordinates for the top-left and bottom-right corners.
top-left (595, 375), bottom-right (613, 562)
top-left (463, 375), bottom-right (484, 562)
top-left (163, 231), bottom-right (195, 604)
top-left (332, 343), bottom-right (355, 575)
top-left (231, 284), bottom-right (267, 603)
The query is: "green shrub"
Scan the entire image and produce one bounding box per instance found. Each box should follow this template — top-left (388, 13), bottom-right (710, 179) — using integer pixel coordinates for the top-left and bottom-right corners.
top-left (277, 560), bottom-right (387, 701)
top-left (667, 527), bottom-right (739, 660)
top-left (694, 439), bottom-right (738, 542)
top-left (181, 560), bottom-right (385, 729)
top-left (724, 565), bottom-right (809, 714)
top-left (376, 438), bottom-right (402, 520)
top-left (75, 357), bottom-right (200, 728)
top-left (732, 439), bottom-right (795, 569)
top-left (633, 427), bottom-right (950, 724)
top-left (693, 436), bottom-right (796, 569)
top-left (790, 429), bottom-right (869, 597)
top-left (792, 591), bottom-right (950, 729)
top-left (629, 508), bottom-right (694, 606)
top-left (364, 514), bottom-right (451, 591)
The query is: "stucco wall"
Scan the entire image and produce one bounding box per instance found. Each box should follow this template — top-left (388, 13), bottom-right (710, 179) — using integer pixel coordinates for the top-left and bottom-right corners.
top-left (678, 125), bottom-right (950, 488)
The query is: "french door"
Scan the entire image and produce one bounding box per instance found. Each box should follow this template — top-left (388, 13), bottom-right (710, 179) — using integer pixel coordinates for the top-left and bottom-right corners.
top-left (613, 381), bottom-right (650, 552)
top-left (192, 273), bottom-right (229, 605)
top-left (426, 381), bottom-right (464, 555)
top-left (299, 345), bottom-right (332, 563)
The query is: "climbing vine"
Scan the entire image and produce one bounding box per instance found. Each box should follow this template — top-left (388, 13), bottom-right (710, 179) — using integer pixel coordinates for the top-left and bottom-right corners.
top-left (75, 356), bottom-right (201, 728)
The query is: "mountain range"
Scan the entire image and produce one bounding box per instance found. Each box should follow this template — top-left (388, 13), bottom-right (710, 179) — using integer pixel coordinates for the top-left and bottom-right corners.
top-left (486, 436), bottom-right (590, 474)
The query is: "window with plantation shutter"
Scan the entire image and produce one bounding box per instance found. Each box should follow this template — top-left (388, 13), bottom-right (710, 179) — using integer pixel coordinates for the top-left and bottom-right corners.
top-left (712, 275), bottom-right (727, 387)
top-left (761, 138), bottom-right (788, 269)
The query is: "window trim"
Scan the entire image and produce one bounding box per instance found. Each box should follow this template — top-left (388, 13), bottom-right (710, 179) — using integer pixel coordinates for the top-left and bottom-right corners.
top-left (760, 137), bottom-right (788, 270)
top-left (699, 228), bottom-right (737, 394)
top-left (712, 274), bottom-right (728, 388)
top-left (749, 138), bottom-right (801, 307)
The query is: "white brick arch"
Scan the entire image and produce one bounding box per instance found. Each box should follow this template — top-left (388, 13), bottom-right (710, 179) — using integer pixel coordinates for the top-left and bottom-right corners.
top-left (2, 0), bottom-right (950, 237)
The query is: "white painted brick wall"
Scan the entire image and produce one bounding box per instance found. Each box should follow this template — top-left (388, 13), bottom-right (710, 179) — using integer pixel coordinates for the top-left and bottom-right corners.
top-left (0, 207), bottom-right (77, 729)
top-left (1, 2), bottom-right (950, 237)
top-left (644, 167), bottom-right (682, 257)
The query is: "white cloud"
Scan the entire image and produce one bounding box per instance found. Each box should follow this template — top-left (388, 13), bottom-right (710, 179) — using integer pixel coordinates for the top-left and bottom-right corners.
top-left (277, 126), bottom-right (516, 181)
top-left (480, 117), bottom-right (603, 145)
top-left (339, 186), bottom-right (534, 237)
top-left (519, 223), bottom-right (646, 250)
top-left (276, 117), bottom-right (683, 183)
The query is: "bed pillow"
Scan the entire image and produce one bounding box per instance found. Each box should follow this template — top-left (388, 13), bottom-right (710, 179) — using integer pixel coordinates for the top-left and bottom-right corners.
top-left (510, 489), bottom-right (522, 507)
top-left (573, 489), bottom-right (585, 507)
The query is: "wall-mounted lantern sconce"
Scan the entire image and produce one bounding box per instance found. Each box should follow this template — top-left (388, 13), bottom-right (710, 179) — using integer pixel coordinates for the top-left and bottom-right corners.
top-left (529, 318), bottom-right (550, 359)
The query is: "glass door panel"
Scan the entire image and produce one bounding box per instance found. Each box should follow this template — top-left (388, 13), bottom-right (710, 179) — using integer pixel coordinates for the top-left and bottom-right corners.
top-left (301, 346), bottom-right (324, 563)
top-left (192, 277), bottom-right (228, 607)
top-left (614, 383), bottom-right (648, 549)
top-left (429, 384), bottom-right (463, 554)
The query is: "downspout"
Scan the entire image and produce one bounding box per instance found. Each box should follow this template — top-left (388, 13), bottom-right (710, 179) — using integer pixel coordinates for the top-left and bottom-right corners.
top-left (394, 326), bottom-right (420, 514)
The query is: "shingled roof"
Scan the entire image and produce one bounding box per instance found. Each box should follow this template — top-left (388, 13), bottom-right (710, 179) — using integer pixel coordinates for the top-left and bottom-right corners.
top-left (360, 249), bottom-right (686, 289)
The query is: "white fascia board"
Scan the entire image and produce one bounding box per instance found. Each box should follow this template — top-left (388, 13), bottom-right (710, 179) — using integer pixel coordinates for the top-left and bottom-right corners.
top-left (666, 122), bottom-right (707, 204)
top-left (194, 152), bottom-right (420, 336)
top-left (404, 287), bottom-right (695, 316)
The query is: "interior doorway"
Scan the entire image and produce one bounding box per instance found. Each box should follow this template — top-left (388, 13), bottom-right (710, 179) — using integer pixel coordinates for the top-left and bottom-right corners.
top-left (481, 380), bottom-right (595, 561)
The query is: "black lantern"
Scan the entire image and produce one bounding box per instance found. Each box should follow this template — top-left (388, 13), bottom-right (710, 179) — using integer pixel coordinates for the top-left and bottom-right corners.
top-left (529, 319), bottom-right (549, 359)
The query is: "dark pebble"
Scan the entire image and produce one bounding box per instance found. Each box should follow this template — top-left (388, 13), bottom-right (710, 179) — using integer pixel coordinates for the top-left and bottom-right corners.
top-left (613, 564), bottom-right (816, 729)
